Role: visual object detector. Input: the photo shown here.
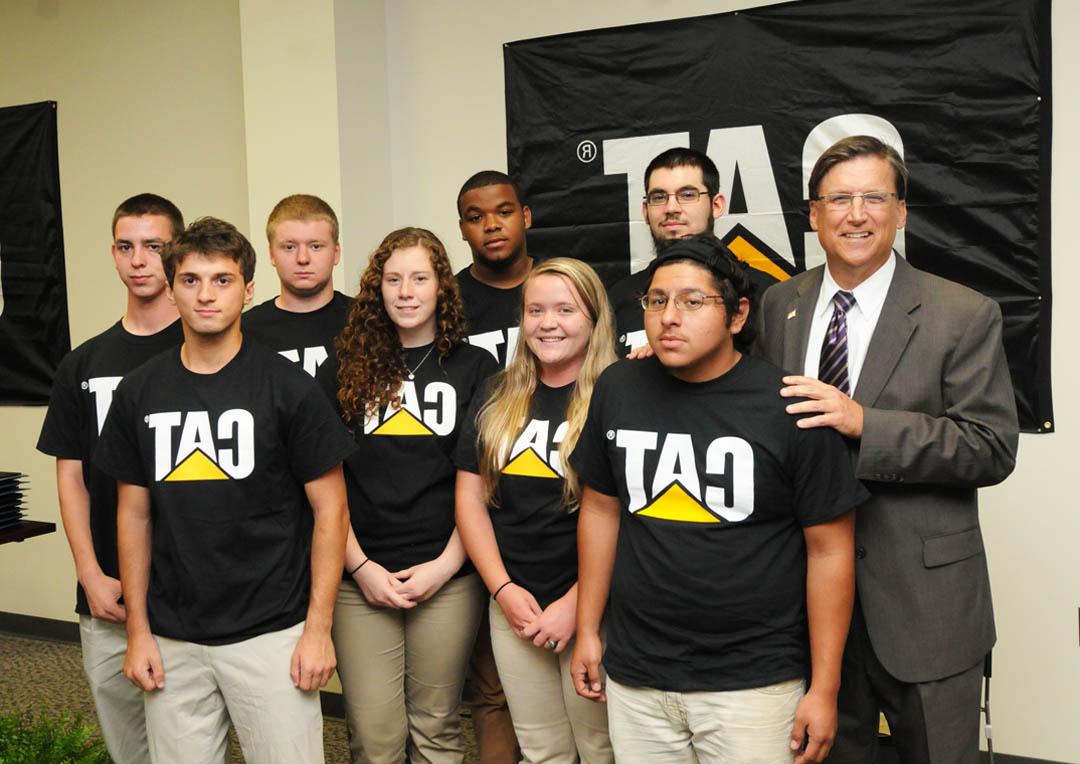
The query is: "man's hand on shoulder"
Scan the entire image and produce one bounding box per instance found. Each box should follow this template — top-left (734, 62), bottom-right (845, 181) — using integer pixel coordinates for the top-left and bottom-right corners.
top-left (290, 624), bottom-right (336, 691)
top-left (780, 375), bottom-right (863, 438)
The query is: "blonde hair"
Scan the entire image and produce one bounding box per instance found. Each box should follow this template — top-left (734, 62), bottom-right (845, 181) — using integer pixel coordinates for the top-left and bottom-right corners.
top-left (266, 194), bottom-right (339, 244)
top-left (475, 258), bottom-right (616, 508)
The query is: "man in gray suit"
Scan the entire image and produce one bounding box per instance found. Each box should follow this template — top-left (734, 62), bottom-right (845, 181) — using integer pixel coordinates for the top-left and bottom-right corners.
top-left (754, 135), bottom-right (1018, 763)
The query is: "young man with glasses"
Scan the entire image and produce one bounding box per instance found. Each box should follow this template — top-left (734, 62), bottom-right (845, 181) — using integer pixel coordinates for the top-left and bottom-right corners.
top-left (571, 234), bottom-right (865, 763)
top-left (608, 148), bottom-right (778, 356)
top-left (755, 135), bottom-right (1018, 763)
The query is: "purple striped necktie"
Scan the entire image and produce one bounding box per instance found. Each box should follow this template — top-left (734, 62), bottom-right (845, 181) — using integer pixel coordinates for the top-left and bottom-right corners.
top-left (819, 290), bottom-right (856, 394)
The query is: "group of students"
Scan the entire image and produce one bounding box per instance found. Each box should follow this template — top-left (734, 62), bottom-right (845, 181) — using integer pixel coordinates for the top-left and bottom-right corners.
top-left (37, 134), bottom-right (1019, 764)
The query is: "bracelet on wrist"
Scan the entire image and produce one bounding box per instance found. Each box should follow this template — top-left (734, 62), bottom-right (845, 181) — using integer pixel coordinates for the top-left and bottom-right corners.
top-left (348, 558), bottom-right (369, 576)
top-left (492, 580), bottom-right (513, 600)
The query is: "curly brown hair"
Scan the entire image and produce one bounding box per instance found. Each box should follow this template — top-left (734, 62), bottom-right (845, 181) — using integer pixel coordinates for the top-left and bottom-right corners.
top-left (337, 227), bottom-right (468, 428)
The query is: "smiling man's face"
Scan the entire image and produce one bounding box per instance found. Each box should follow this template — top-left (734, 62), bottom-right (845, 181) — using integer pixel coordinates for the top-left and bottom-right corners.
top-left (810, 154), bottom-right (907, 289)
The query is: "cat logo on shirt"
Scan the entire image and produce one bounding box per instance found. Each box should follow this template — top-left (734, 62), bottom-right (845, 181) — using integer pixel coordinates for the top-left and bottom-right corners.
top-left (87, 376), bottom-right (123, 434)
top-left (278, 346), bottom-right (328, 378)
top-left (364, 380), bottom-right (456, 437)
top-left (613, 429), bottom-right (754, 524)
top-left (501, 419), bottom-right (567, 479)
top-left (147, 409), bottom-right (255, 481)
top-left (468, 328), bottom-right (520, 368)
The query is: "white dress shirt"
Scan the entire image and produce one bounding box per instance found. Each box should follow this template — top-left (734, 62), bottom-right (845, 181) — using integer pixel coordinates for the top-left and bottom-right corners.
top-left (803, 253), bottom-right (897, 394)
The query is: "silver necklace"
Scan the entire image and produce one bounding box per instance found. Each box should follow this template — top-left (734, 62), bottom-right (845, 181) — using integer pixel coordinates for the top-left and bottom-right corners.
top-left (407, 345), bottom-right (436, 380)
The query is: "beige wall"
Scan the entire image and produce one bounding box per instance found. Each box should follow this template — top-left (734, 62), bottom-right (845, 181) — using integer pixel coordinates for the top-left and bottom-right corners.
top-left (238, 0), bottom-right (346, 304)
top-left (1, 1), bottom-right (1076, 761)
top-left (0, 0), bottom-right (249, 621)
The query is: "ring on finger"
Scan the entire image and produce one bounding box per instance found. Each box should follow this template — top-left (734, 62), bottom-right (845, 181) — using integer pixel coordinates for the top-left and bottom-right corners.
top-left (545, 639), bottom-right (558, 650)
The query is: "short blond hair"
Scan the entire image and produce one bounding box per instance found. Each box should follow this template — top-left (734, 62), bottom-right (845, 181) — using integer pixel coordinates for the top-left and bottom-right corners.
top-left (266, 194), bottom-right (339, 244)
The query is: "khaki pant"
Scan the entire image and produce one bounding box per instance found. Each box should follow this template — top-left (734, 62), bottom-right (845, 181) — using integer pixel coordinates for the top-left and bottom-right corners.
top-left (465, 611), bottom-right (520, 764)
top-left (606, 676), bottom-right (805, 764)
top-left (79, 615), bottom-right (149, 764)
top-left (333, 573), bottom-right (486, 764)
top-left (144, 621), bottom-right (323, 764)
top-left (488, 601), bottom-right (613, 764)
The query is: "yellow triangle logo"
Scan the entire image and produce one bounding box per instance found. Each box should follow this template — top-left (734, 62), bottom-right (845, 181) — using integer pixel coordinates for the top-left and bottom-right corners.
top-left (502, 447), bottom-right (559, 479)
top-left (726, 234), bottom-right (791, 283)
top-left (164, 449), bottom-right (230, 482)
top-left (372, 408), bottom-right (434, 436)
top-left (637, 482), bottom-right (720, 524)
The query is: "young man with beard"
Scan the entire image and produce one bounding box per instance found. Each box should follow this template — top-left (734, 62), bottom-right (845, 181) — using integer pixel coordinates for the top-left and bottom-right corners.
top-left (572, 235), bottom-right (864, 764)
top-left (94, 217), bottom-right (354, 763)
top-left (453, 169), bottom-right (534, 763)
top-left (36, 193), bottom-right (184, 764)
top-left (608, 148), bottom-right (776, 355)
top-left (242, 194), bottom-right (352, 404)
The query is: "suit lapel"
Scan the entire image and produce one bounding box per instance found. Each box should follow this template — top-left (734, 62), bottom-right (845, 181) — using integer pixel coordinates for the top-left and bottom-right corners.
top-left (854, 255), bottom-right (920, 406)
top-left (783, 268), bottom-right (823, 372)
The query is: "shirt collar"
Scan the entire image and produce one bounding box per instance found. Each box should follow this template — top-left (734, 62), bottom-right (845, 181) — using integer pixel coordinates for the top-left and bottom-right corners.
top-left (817, 251), bottom-right (897, 323)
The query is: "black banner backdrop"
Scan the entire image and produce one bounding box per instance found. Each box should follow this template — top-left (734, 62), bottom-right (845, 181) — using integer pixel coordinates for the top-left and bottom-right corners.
top-left (0, 101), bottom-right (69, 405)
top-left (505, 0), bottom-right (1053, 433)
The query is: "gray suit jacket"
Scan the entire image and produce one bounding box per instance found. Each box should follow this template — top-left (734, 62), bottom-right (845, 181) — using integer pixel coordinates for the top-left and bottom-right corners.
top-left (754, 255), bottom-right (1018, 683)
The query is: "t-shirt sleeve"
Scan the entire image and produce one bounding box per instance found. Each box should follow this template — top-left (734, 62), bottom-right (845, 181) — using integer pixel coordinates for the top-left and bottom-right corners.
top-left (93, 385), bottom-right (149, 487)
top-left (568, 372), bottom-right (619, 497)
top-left (453, 377), bottom-right (492, 474)
top-left (36, 354), bottom-right (85, 459)
top-left (789, 422), bottom-right (869, 527)
top-left (286, 384), bottom-right (356, 483)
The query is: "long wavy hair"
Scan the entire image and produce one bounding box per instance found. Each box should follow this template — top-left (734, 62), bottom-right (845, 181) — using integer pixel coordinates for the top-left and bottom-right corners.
top-left (337, 227), bottom-right (468, 428)
top-left (475, 257), bottom-right (617, 508)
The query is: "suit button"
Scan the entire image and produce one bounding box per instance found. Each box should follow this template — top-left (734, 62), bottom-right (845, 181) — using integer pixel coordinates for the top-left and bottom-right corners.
top-left (855, 546), bottom-right (867, 559)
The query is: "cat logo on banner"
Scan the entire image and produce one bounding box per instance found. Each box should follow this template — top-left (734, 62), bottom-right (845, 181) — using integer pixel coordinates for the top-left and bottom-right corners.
top-left (503, 0), bottom-right (1053, 433)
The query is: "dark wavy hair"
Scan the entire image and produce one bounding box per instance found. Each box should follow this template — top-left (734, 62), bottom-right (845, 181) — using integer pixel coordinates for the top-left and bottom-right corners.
top-left (163, 216), bottom-right (255, 285)
top-left (337, 227), bottom-right (468, 428)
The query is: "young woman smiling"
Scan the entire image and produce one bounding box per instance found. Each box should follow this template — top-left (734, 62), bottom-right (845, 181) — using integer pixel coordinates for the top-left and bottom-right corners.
top-left (455, 257), bottom-right (617, 764)
top-left (334, 227), bottom-right (497, 764)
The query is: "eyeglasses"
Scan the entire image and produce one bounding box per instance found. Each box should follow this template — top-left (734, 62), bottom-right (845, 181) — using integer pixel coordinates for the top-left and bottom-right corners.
top-left (644, 187), bottom-right (713, 207)
top-left (813, 192), bottom-right (898, 211)
top-left (640, 291), bottom-right (725, 312)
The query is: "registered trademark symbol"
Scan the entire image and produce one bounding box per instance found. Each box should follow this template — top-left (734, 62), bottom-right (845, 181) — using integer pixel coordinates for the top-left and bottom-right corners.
top-left (576, 140), bottom-right (597, 163)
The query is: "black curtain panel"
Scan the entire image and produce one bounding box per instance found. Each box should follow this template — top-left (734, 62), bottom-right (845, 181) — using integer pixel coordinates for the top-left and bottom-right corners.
top-left (0, 100), bottom-right (69, 405)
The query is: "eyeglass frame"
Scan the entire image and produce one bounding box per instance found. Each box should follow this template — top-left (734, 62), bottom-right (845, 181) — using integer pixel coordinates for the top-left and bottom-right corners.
top-left (639, 290), bottom-right (727, 312)
top-left (643, 186), bottom-right (716, 207)
top-left (812, 191), bottom-right (899, 210)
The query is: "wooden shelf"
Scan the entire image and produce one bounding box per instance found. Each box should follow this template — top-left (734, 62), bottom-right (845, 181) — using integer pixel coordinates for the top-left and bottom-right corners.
top-left (0, 520), bottom-right (57, 545)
